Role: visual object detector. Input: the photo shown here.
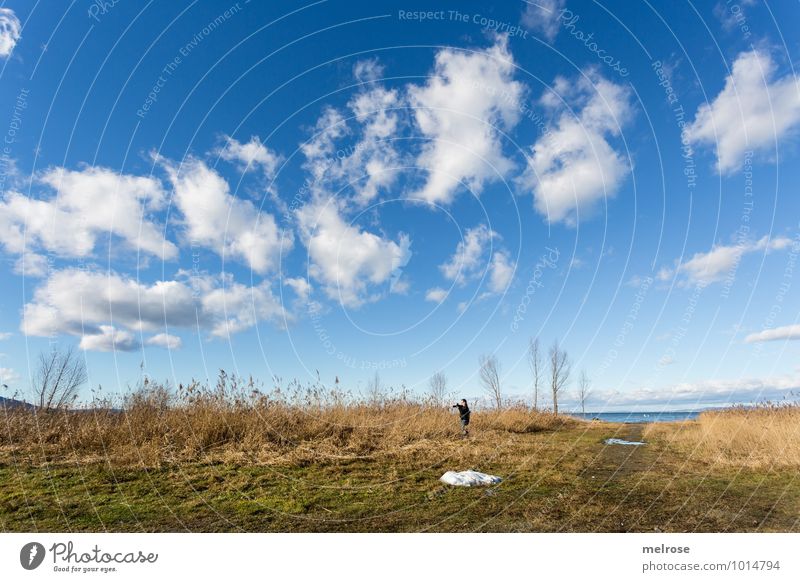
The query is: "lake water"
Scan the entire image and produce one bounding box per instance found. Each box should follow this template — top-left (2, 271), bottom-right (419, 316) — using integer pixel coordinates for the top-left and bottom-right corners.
top-left (569, 411), bottom-right (701, 423)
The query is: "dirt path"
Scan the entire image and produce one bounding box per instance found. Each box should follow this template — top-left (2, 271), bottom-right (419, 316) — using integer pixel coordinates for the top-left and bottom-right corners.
top-left (581, 423), bottom-right (650, 480)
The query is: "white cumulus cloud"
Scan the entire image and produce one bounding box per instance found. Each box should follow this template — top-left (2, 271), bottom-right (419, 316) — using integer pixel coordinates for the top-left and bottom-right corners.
top-left (0, 166), bottom-right (177, 262)
top-left (80, 325), bottom-right (139, 352)
top-left (163, 157), bottom-right (290, 274)
top-left (439, 224), bottom-right (515, 298)
top-left (217, 135), bottom-right (281, 177)
top-left (353, 57), bottom-right (384, 83)
top-left (408, 37), bottom-right (524, 204)
top-left (0, 8), bottom-right (21, 58)
top-left (146, 333), bottom-right (183, 349)
top-left (488, 250), bottom-right (515, 293)
top-left (343, 86), bottom-right (403, 205)
top-left (22, 269), bottom-right (199, 338)
top-left (284, 277), bottom-right (312, 303)
top-left (521, 0), bottom-right (565, 42)
top-left (425, 287), bottom-right (447, 303)
top-left (660, 235), bottom-right (791, 286)
top-left (301, 107), bottom-right (349, 183)
top-left (440, 224), bottom-right (499, 284)
top-left (296, 199), bottom-right (411, 308)
top-left (199, 276), bottom-right (288, 337)
top-left (523, 70), bottom-right (633, 224)
top-left (745, 324), bottom-right (800, 343)
top-left (592, 372), bottom-right (800, 409)
top-left (686, 50), bottom-right (800, 174)
top-left (13, 252), bottom-right (50, 278)
top-left (299, 87), bottom-right (403, 207)
top-left (21, 268), bottom-right (289, 348)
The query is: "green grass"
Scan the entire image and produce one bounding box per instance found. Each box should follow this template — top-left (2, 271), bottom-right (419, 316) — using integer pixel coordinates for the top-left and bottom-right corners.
top-left (2, 422), bottom-right (798, 532)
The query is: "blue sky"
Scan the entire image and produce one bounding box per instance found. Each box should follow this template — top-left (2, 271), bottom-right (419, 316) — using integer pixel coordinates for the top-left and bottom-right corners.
top-left (1, 0), bottom-right (799, 411)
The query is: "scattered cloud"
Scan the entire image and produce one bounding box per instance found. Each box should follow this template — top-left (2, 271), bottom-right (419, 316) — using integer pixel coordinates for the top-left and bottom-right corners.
top-left (0, 8), bottom-right (21, 58)
top-left (351, 87), bottom-right (401, 142)
top-left (162, 157), bottom-right (290, 274)
top-left (301, 107), bottom-right (349, 182)
top-left (21, 268), bottom-right (288, 348)
top-left (198, 275), bottom-right (290, 337)
top-left (488, 250), bottom-right (515, 293)
top-left (590, 372), bottom-right (800, 409)
top-left (440, 224), bottom-right (499, 284)
top-left (146, 333), bottom-right (182, 349)
top-left (13, 252), bottom-right (49, 278)
top-left (523, 70), bottom-right (633, 224)
top-left (389, 275), bottom-right (410, 295)
top-left (425, 287), bottom-right (447, 303)
top-left (745, 324), bottom-right (800, 343)
top-left (0, 332), bottom-right (11, 341)
top-left (408, 37), bottom-right (523, 204)
top-left (0, 166), bottom-right (176, 261)
top-left (521, 0), bottom-right (565, 42)
top-left (284, 277), bottom-right (312, 303)
top-left (439, 224), bottom-right (514, 299)
top-left (296, 199), bottom-right (411, 308)
top-left (22, 268), bottom-right (197, 338)
top-left (353, 57), bottom-right (384, 83)
top-left (659, 235), bottom-right (790, 286)
top-left (299, 95), bottom-right (402, 207)
top-left (343, 86), bottom-right (403, 205)
top-left (656, 266), bottom-right (673, 282)
top-left (80, 325), bottom-right (139, 352)
top-left (217, 135), bottom-right (281, 177)
top-left (686, 50), bottom-right (800, 174)
top-left (713, 0), bottom-right (756, 33)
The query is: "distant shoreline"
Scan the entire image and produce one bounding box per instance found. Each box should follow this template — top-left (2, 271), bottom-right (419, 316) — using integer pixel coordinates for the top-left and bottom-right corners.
top-left (568, 411), bottom-right (701, 423)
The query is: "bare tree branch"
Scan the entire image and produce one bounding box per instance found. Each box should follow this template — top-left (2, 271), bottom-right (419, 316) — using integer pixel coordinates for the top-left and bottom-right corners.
top-left (32, 347), bottom-right (87, 411)
top-left (479, 354), bottom-right (502, 410)
top-left (366, 371), bottom-right (383, 405)
top-left (528, 337), bottom-right (542, 410)
top-left (428, 371), bottom-right (448, 406)
top-left (578, 369), bottom-right (591, 415)
top-left (549, 340), bottom-right (570, 416)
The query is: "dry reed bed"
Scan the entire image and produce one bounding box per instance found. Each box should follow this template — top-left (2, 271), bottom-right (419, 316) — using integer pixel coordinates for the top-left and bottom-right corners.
top-left (643, 403), bottom-right (800, 469)
top-left (0, 378), bottom-right (574, 466)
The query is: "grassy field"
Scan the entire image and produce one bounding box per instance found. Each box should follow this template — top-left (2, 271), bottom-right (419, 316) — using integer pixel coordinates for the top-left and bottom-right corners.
top-left (1, 380), bottom-right (798, 532)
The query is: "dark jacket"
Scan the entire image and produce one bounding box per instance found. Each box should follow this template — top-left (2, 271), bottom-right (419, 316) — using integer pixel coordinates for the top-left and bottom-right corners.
top-left (454, 404), bottom-right (470, 424)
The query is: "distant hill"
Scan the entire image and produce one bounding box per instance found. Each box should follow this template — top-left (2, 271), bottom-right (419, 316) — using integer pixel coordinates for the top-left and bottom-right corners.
top-left (0, 396), bottom-right (36, 410)
top-left (0, 397), bottom-right (123, 413)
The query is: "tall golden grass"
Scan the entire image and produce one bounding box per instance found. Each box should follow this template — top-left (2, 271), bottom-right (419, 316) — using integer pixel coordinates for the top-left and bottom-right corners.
top-left (643, 403), bottom-right (800, 469)
top-left (0, 373), bottom-right (574, 466)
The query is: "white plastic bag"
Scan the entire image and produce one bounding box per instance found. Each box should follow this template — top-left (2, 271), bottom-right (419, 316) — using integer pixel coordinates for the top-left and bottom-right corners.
top-left (440, 470), bottom-right (502, 487)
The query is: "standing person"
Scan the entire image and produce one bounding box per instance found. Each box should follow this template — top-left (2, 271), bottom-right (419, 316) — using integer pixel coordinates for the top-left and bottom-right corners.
top-left (452, 399), bottom-right (470, 437)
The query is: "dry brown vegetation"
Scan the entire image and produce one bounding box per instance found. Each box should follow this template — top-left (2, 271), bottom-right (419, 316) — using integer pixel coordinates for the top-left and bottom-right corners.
top-left (3, 379), bottom-right (800, 532)
top-left (1, 372), bottom-right (575, 467)
top-left (643, 403), bottom-right (800, 469)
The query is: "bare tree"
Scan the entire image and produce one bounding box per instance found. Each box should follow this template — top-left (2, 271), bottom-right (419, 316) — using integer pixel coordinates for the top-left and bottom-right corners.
top-left (577, 369), bottom-right (591, 415)
top-left (428, 371), bottom-right (448, 406)
top-left (549, 341), bottom-right (570, 416)
top-left (366, 371), bottom-right (383, 404)
top-left (33, 347), bottom-right (87, 411)
top-left (479, 354), bottom-right (502, 409)
top-left (528, 337), bottom-right (542, 410)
